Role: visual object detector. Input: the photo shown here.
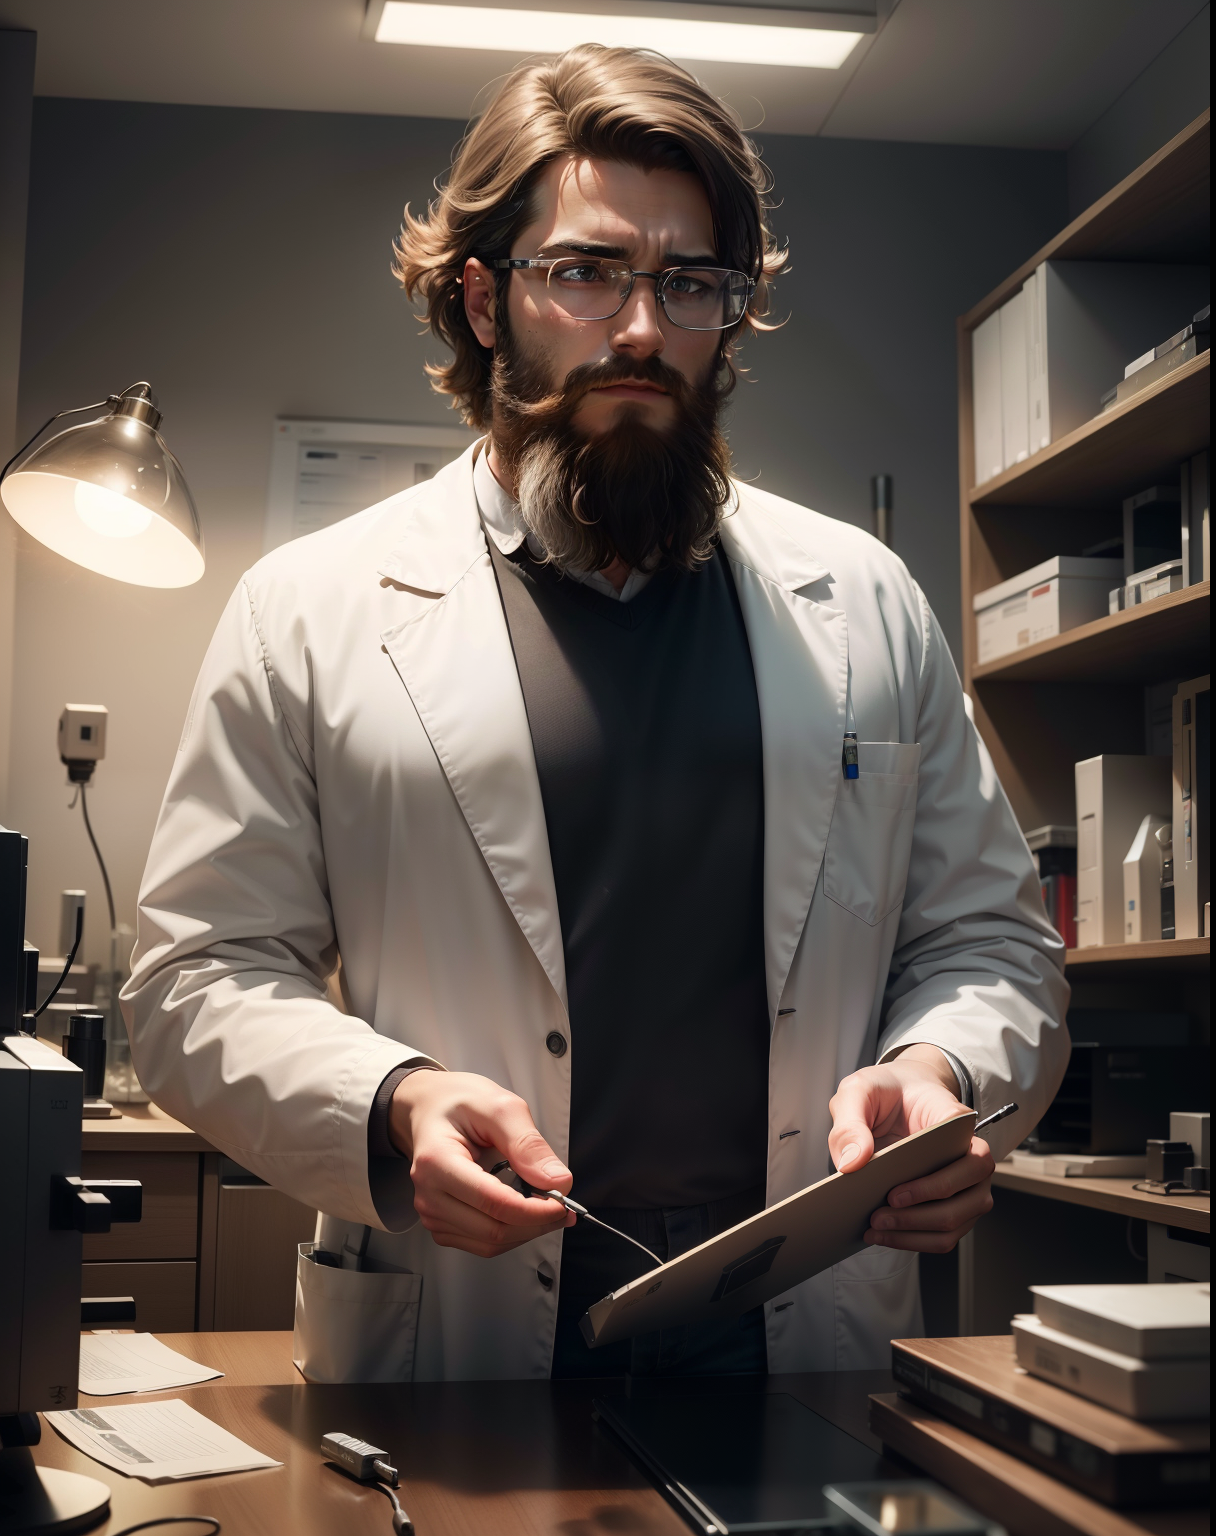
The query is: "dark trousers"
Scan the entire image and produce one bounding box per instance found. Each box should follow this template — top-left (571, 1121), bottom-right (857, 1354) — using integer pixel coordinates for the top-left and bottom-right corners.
top-left (550, 1186), bottom-right (769, 1379)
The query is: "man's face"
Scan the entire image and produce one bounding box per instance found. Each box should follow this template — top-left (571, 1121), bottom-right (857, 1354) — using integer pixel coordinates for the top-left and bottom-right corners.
top-left (469, 155), bottom-right (723, 428)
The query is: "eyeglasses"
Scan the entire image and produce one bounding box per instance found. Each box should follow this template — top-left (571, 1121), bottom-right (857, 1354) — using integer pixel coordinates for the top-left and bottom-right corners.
top-left (490, 257), bottom-right (754, 331)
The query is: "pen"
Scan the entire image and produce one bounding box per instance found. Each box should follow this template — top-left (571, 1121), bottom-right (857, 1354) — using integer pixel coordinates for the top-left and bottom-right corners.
top-left (974, 1102), bottom-right (1018, 1134)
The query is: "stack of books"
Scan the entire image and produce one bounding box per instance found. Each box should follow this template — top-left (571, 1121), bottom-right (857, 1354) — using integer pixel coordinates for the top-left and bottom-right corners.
top-left (890, 1285), bottom-right (1209, 1508)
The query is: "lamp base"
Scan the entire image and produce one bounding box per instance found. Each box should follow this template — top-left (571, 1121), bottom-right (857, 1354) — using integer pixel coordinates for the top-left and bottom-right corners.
top-left (0, 1450), bottom-right (110, 1534)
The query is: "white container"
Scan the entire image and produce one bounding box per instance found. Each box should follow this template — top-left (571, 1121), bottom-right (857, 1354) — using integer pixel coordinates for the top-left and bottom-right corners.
top-left (973, 556), bottom-right (1123, 665)
top-left (1013, 1314), bottom-right (1209, 1421)
top-left (1075, 754), bottom-right (1171, 947)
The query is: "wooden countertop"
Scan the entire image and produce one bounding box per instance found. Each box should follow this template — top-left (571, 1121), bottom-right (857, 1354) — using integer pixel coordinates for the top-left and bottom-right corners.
top-left (44, 1343), bottom-right (896, 1536)
top-left (993, 1164), bottom-right (1209, 1233)
top-left (81, 1101), bottom-right (215, 1153)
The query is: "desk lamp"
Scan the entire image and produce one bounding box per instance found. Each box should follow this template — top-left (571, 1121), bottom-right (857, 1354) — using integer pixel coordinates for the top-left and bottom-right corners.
top-left (1, 383), bottom-right (201, 1532)
top-left (0, 380), bottom-right (204, 586)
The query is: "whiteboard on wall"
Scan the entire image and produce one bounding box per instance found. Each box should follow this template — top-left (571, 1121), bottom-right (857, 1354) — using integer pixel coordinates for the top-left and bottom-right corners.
top-left (264, 418), bottom-right (475, 553)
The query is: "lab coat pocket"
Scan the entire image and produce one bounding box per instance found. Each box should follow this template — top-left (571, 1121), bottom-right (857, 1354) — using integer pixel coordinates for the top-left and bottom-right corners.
top-left (823, 742), bottom-right (921, 926)
top-left (292, 1241), bottom-right (422, 1383)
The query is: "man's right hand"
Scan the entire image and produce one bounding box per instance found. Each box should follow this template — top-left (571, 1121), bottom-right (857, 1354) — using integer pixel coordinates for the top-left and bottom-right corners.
top-left (388, 1069), bottom-right (575, 1257)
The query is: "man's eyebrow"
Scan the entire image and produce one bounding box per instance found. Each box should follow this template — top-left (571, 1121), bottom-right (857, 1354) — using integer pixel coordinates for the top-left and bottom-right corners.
top-left (537, 239), bottom-right (720, 265)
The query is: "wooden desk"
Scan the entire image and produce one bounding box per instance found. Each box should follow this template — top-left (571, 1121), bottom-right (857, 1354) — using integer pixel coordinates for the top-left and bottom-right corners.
top-left (78, 1107), bottom-right (313, 1333)
top-left (43, 1348), bottom-right (895, 1536)
top-left (81, 1101), bottom-right (214, 1154)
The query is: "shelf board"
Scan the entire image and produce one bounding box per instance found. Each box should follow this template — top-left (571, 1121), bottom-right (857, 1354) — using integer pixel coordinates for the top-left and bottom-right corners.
top-left (972, 582), bottom-right (1209, 684)
top-left (1064, 936), bottom-right (1209, 979)
top-left (992, 1165), bottom-right (1209, 1232)
top-left (962, 111), bottom-right (1209, 328)
top-left (970, 350), bottom-right (1209, 509)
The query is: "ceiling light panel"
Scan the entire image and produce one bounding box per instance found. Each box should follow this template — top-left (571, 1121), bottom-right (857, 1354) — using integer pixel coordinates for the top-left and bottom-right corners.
top-left (374, 2), bottom-right (865, 69)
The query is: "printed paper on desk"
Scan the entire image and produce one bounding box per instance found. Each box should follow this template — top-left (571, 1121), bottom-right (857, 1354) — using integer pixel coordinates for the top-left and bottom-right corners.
top-left (79, 1332), bottom-right (223, 1395)
top-left (46, 1398), bottom-right (281, 1482)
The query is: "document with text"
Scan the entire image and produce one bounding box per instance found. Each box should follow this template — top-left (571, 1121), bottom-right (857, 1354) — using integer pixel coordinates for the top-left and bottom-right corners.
top-left (47, 1398), bottom-right (280, 1482)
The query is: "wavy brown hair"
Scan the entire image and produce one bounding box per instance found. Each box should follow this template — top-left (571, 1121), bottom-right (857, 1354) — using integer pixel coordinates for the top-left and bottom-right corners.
top-left (393, 44), bottom-right (786, 430)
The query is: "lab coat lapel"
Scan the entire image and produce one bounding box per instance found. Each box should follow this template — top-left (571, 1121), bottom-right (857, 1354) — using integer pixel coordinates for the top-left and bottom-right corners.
top-left (377, 448), bottom-right (568, 1009)
top-left (720, 491), bottom-right (848, 1019)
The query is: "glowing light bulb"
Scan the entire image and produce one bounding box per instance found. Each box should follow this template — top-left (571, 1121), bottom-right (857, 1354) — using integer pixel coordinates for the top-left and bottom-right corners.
top-left (75, 480), bottom-right (154, 538)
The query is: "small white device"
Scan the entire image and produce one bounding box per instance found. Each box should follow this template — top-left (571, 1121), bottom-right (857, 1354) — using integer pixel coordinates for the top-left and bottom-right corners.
top-left (58, 703), bottom-right (108, 783)
top-left (321, 1432), bottom-right (412, 1532)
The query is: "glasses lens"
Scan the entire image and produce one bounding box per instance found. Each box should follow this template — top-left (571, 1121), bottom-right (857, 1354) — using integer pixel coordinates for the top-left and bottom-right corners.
top-left (662, 268), bottom-right (750, 330)
top-left (546, 258), bottom-right (633, 319)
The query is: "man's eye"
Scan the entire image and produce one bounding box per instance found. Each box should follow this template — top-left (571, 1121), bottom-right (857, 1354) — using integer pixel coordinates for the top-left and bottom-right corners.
top-left (667, 273), bottom-right (710, 296)
top-left (555, 264), bottom-right (604, 284)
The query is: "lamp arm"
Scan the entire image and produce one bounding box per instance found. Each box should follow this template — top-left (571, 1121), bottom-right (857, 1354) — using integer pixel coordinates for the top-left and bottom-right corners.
top-left (1, 398), bottom-right (116, 485)
top-left (0, 383), bottom-right (154, 485)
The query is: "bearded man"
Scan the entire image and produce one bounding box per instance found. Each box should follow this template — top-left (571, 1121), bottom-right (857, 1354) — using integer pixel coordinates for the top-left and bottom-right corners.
top-left (124, 45), bottom-right (1068, 1384)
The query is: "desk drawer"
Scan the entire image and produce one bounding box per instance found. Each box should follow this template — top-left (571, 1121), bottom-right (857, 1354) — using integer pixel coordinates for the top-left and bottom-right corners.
top-left (81, 1261), bottom-right (197, 1332)
top-left (81, 1152), bottom-right (199, 1261)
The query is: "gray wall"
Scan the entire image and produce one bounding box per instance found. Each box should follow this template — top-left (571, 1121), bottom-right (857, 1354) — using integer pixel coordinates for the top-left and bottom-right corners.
top-left (1068, 2), bottom-right (1209, 215)
top-left (0, 30), bottom-right (35, 821)
top-left (10, 97), bottom-right (1066, 962)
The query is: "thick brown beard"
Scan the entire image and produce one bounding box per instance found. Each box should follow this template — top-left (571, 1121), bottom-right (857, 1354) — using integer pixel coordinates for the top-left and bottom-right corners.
top-left (488, 332), bottom-right (734, 574)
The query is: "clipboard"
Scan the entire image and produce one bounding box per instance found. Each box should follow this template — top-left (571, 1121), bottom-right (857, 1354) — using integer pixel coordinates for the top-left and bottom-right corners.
top-left (579, 1111), bottom-right (977, 1348)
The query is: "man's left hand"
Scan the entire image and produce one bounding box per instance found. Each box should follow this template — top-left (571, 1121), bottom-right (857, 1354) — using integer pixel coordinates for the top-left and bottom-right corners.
top-left (827, 1045), bottom-right (995, 1253)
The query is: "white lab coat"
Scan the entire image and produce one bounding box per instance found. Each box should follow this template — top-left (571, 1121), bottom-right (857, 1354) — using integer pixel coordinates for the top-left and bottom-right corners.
top-left (123, 442), bottom-right (1069, 1381)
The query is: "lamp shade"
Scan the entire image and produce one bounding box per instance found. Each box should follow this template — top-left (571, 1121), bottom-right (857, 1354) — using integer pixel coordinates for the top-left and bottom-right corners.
top-left (1, 390), bottom-right (204, 587)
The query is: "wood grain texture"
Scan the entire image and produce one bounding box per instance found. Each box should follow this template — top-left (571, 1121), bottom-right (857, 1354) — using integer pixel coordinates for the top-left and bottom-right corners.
top-left (971, 585), bottom-right (1209, 684)
top-left (81, 1101), bottom-right (214, 1153)
top-left (1064, 938), bottom-right (1210, 976)
top-left (960, 113), bottom-right (1210, 330)
top-left (970, 352), bottom-right (1209, 509)
top-left (81, 1151), bottom-right (199, 1262)
top-left (869, 1394), bottom-right (1208, 1536)
top-left (77, 1332), bottom-right (303, 1396)
top-left (892, 1337), bottom-right (1208, 1453)
top-left (80, 1261), bottom-right (197, 1332)
top-left (991, 1168), bottom-right (1209, 1234)
top-left (213, 1182), bottom-right (316, 1330)
top-left (37, 1372), bottom-right (898, 1536)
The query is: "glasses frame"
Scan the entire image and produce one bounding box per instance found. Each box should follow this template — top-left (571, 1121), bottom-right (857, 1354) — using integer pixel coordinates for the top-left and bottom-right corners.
top-left (489, 257), bottom-right (755, 332)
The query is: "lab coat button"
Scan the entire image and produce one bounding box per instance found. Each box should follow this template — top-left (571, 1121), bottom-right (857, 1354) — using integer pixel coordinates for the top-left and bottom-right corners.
top-left (536, 1262), bottom-right (555, 1291)
top-left (545, 1032), bottom-right (568, 1057)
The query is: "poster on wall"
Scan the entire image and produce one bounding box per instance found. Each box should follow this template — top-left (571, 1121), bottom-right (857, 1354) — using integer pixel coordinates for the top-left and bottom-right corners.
top-left (263, 418), bottom-right (475, 552)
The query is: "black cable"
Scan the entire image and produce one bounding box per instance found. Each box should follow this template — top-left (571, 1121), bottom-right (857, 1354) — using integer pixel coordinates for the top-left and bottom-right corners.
top-left (367, 1477), bottom-right (414, 1534)
top-left (79, 781), bottom-right (117, 934)
top-left (108, 1519), bottom-right (220, 1536)
top-left (33, 903), bottom-right (84, 1018)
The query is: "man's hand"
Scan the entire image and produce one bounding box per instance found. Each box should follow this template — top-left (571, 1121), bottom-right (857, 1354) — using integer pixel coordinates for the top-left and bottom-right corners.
top-left (827, 1045), bottom-right (995, 1254)
top-left (389, 1070), bottom-right (575, 1257)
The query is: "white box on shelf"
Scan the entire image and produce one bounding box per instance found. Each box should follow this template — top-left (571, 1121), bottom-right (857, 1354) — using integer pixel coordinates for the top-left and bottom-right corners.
top-left (971, 310), bottom-right (1004, 486)
top-left (1075, 755), bottom-right (1171, 947)
top-left (1122, 811), bottom-right (1170, 942)
top-left (1172, 674), bottom-right (1211, 940)
top-left (973, 556), bottom-right (1123, 665)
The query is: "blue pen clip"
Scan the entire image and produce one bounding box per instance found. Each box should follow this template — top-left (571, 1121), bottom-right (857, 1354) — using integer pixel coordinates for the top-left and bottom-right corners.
top-left (842, 731), bottom-right (859, 780)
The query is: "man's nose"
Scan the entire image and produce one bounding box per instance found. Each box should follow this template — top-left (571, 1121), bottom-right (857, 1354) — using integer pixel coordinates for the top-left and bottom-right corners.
top-left (609, 276), bottom-right (665, 356)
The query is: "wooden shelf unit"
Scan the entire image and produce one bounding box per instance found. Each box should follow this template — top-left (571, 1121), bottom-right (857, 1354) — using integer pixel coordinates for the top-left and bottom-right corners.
top-left (955, 112), bottom-right (1211, 1311)
top-left (973, 582), bottom-right (1208, 685)
top-left (958, 105), bottom-right (1211, 854)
